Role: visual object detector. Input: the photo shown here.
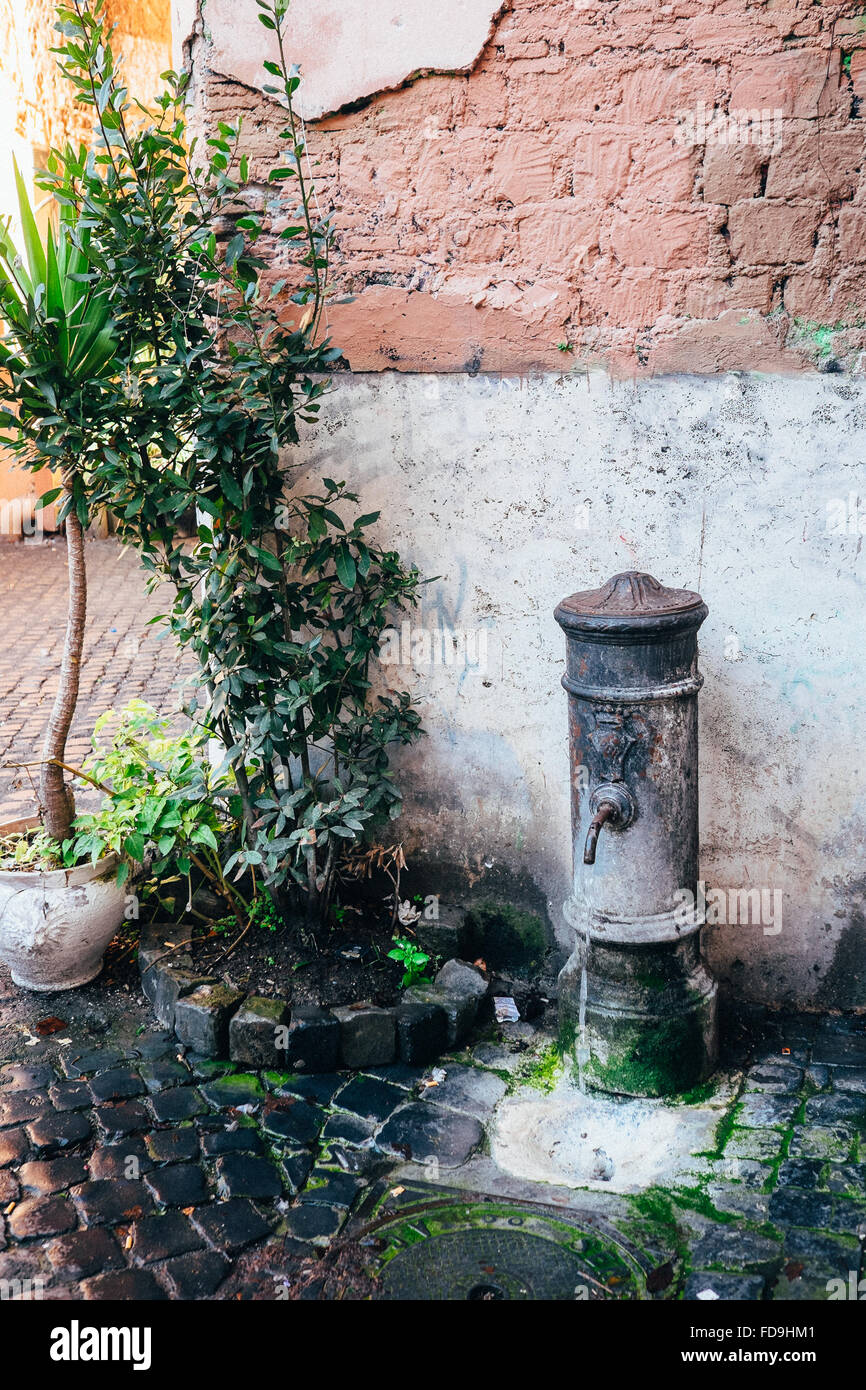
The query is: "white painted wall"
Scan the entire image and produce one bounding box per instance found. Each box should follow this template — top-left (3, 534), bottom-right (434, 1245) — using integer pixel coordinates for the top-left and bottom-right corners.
top-left (294, 370), bottom-right (866, 1009)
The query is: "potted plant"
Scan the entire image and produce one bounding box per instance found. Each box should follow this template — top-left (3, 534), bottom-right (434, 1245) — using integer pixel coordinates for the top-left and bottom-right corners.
top-left (0, 164), bottom-right (127, 989)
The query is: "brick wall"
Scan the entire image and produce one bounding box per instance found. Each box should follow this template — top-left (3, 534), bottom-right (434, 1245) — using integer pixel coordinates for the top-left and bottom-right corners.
top-left (193, 0), bottom-right (866, 375)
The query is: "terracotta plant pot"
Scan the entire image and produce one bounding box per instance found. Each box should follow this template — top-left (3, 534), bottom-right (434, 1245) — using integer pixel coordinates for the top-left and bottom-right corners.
top-left (0, 818), bottom-right (127, 991)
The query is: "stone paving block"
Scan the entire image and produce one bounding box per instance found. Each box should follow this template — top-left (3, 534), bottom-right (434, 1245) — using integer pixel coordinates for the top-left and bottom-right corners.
top-left (174, 984), bottom-right (245, 1056)
top-left (812, 1034), bottom-right (866, 1067)
top-left (769, 1188), bottom-right (836, 1231)
top-left (138, 1058), bottom-right (191, 1093)
top-left (190, 1197), bottom-right (272, 1253)
top-left (0, 1063), bottom-right (55, 1091)
top-left (153, 966), bottom-right (217, 1031)
top-left (419, 1063), bottom-right (507, 1120)
top-left (144, 1126), bottom-right (200, 1164)
top-left (0, 1170), bottom-right (18, 1204)
top-left (144, 1162), bottom-right (208, 1207)
top-left (704, 1184), bottom-right (771, 1222)
top-left (161, 1249), bottom-right (230, 1299)
top-left (62, 1047), bottom-right (125, 1079)
top-left (7, 1195), bottom-right (77, 1239)
top-left (81, 1269), bottom-right (167, 1300)
top-left (334, 1075), bottom-right (406, 1124)
top-left (285, 1006), bottom-right (341, 1074)
top-left (709, 1156), bottom-right (772, 1188)
top-left (689, 1225), bottom-right (782, 1275)
top-left (743, 1063), bottom-right (803, 1095)
top-left (200, 1126), bottom-right (264, 1158)
top-left (73, 1178), bottom-right (154, 1226)
top-left (789, 1124), bottom-right (853, 1160)
top-left (395, 1000), bottom-right (448, 1066)
top-left (215, 1154), bottom-right (282, 1201)
top-left (46, 1227), bottom-right (125, 1280)
top-left (735, 1092), bottom-right (799, 1129)
top-left (318, 1142), bottom-right (382, 1177)
top-left (824, 1163), bottom-right (866, 1196)
top-left (94, 1100), bottom-right (150, 1140)
top-left (724, 1127), bottom-right (785, 1162)
top-left (0, 1128), bottom-right (30, 1167)
top-left (87, 1138), bottom-right (152, 1181)
top-left (270, 1071), bottom-right (346, 1106)
top-left (282, 1202), bottom-right (346, 1245)
top-left (88, 1066), bottom-right (146, 1103)
top-left (300, 1167), bottom-right (363, 1210)
top-left (332, 1004), bottom-right (396, 1069)
top-left (229, 996), bottom-right (290, 1069)
top-left (199, 1072), bottom-right (264, 1110)
top-left (136, 1030), bottom-right (181, 1060)
top-left (362, 1063), bottom-right (426, 1090)
top-left (434, 959), bottom-right (489, 1001)
top-left (48, 1080), bottom-right (92, 1112)
top-left (683, 1271), bottom-right (765, 1300)
top-left (131, 1211), bottom-right (204, 1264)
top-left (407, 987), bottom-right (476, 1048)
top-left (827, 1199), bottom-right (866, 1239)
top-left (18, 1158), bottom-right (88, 1195)
top-left (804, 1093), bottom-right (866, 1128)
top-left (776, 1158), bottom-right (824, 1189)
top-left (831, 1067), bottom-right (866, 1094)
top-left (25, 1109), bottom-right (91, 1154)
top-left (0, 1089), bottom-right (50, 1128)
top-left (148, 1086), bottom-right (207, 1123)
top-left (377, 1101), bottom-right (484, 1168)
top-left (782, 1227), bottom-right (861, 1279)
top-left (261, 1097), bottom-right (324, 1147)
top-left (279, 1149), bottom-right (315, 1196)
top-left (320, 1112), bottom-right (376, 1146)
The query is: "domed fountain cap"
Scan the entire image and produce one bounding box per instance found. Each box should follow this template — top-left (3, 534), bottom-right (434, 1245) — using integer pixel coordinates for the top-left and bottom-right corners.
top-left (555, 571), bottom-right (708, 639)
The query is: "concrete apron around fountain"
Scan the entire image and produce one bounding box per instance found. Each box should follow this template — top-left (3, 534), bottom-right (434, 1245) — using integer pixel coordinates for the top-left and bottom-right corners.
top-left (489, 1071), bottom-right (740, 1194)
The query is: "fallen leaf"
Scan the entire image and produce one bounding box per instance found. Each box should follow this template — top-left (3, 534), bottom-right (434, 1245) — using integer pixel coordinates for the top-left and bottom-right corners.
top-left (182, 1206), bottom-right (195, 1216)
top-left (646, 1261), bottom-right (674, 1293)
top-left (389, 1186), bottom-right (405, 1198)
top-left (784, 1261), bottom-right (804, 1281)
top-left (35, 1016), bottom-right (67, 1036)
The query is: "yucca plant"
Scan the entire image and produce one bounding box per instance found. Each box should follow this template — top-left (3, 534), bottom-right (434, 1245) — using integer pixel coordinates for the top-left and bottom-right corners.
top-left (0, 159), bottom-right (116, 842)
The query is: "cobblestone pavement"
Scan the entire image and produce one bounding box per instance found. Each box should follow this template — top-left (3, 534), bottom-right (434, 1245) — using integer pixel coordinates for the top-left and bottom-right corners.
top-left (0, 965), bottom-right (864, 1301)
top-left (0, 537), bottom-right (190, 820)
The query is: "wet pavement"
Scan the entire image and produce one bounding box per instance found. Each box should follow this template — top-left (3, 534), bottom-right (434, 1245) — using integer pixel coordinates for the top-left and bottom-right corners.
top-left (1, 959), bottom-right (864, 1301)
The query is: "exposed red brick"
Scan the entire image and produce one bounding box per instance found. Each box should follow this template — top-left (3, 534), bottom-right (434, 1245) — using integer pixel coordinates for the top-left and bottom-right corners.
top-left (728, 199), bottom-right (822, 264)
top-left (766, 128), bottom-right (864, 200)
top-left (730, 48), bottom-right (843, 120)
top-left (702, 143), bottom-right (766, 205)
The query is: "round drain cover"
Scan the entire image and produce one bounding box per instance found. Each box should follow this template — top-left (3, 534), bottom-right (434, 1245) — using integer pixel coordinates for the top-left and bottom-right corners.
top-left (371, 1202), bottom-right (643, 1301)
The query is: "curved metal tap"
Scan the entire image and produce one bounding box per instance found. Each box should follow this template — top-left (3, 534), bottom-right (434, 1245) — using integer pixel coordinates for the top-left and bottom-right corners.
top-left (583, 784), bottom-right (635, 865)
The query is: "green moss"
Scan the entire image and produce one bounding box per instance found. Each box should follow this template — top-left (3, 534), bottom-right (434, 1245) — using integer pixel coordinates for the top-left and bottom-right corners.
top-left (519, 1044), bottom-right (562, 1093)
top-left (583, 1013), bottom-right (712, 1098)
top-left (459, 899), bottom-right (547, 975)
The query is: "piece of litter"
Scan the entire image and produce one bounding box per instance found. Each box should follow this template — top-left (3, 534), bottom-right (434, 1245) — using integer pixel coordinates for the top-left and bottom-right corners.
top-left (494, 996), bottom-right (520, 1023)
top-left (421, 1066), bottom-right (447, 1089)
top-left (696, 1289), bottom-right (720, 1300)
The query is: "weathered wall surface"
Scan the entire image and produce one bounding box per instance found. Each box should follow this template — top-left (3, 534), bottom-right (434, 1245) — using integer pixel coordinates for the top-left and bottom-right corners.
top-left (179, 2), bottom-right (866, 1008)
top-left (190, 0), bottom-right (866, 375)
top-left (293, 371), bottom-right (866, 1010)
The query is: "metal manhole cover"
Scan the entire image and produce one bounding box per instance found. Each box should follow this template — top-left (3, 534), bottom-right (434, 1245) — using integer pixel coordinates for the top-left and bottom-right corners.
top-left (366, 1200), bottom-right (645, 1301)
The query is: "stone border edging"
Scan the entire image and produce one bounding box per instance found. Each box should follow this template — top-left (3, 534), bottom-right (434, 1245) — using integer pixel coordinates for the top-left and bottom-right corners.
top-left (138, 923), bottom-right (489, 1072)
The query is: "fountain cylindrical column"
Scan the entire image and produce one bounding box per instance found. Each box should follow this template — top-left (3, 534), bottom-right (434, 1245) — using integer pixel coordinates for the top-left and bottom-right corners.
top-left (554, 571), bottom-right (718, 1097)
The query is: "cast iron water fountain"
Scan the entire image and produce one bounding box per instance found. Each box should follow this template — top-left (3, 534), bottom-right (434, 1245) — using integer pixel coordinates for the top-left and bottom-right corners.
top-left (554, 571), bottom-right (718, 1096)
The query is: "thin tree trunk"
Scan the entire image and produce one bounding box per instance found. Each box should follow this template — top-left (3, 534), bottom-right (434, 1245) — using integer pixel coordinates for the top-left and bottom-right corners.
top-left (40, 494), bottom-right (86, 843)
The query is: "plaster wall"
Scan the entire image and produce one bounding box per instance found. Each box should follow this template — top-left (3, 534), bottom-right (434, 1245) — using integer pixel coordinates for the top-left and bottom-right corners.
top-left (293, 369), bottom-right (866, 1011)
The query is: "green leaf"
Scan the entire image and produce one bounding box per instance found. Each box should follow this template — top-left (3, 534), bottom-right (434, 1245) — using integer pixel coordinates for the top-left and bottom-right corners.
top-left (335, 545), bottom-right (356, 589)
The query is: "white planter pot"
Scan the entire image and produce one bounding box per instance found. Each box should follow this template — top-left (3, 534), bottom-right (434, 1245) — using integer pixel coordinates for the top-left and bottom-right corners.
top-left (0, 825), bottom-right (127, 991)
